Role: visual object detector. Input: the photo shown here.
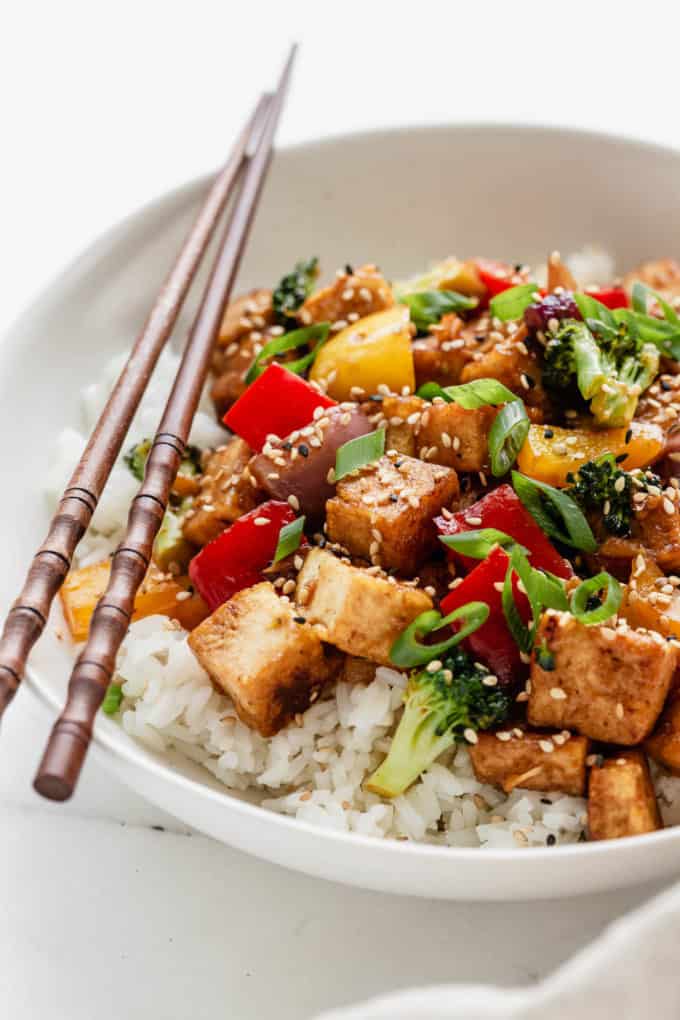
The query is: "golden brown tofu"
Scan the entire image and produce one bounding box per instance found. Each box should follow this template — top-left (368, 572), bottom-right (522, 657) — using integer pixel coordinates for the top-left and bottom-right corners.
top-left (618, 554), bottom-right (680, 641)
top-left (296, 549), bottom-right (432, 665)
top-left (411, 314), bottom-right (479, 388)
top-left (326, 453), bottom-right (459, 575)
top-left (382, 394), bottom-right (424, 457)
top-left (588, 751), bottom-right (661, 841)
top-left (635, 373), bottom-right (680, 438)
top-left (417, 401), bottom-right (496, 473)
top-left (182, 438), bottom-right (263, 548)
top-left (632, 494), bottom-right (680, 573)
top-left (645, 694), bottom-right (680, 772)
top-left (298, 264), bottom-right (393, 326)
top-left (188, 582), bottom-right (332, 736)
top-left (470, 728), bottom-right (589, 796)
top-left (623, 258), bottom-right (680, 301)
top-left (529, 611), bottom-right (676, 745)
top-left (460, 334), bottom-right (548, 414)
top-left (217, 288), bottom-right (274, 346)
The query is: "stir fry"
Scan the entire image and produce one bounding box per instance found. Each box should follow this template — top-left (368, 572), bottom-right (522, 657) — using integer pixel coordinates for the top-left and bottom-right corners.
top-left (61, 251), bottom-right (680, 843)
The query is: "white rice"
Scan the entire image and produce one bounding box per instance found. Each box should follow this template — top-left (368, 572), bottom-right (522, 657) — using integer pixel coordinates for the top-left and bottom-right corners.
top-left (48, 251), bottom-right (680, 849)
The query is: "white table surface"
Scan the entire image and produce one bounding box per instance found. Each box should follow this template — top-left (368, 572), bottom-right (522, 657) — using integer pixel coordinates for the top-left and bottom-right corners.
top-left (2, 3), bottom-right (680, 1017)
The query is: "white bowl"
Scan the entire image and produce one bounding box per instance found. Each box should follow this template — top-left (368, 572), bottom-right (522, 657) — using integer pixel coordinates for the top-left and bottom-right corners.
top-left (4, 124), bottom-right (680, 900)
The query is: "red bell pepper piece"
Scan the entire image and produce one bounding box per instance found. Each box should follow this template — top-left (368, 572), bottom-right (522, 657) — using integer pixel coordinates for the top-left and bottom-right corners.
top-left (224, 363), bottom-right (336, 452)
top-left (440, 546), bottom-right (529, 684)
top-left (475, 258), bottom-right (517, 298)
top-left (435, 484), bottom-right (573, 579)
top-left (584, 285), bottom-right (629, 310)
top-left (189, 500), bottom-right (296, 611)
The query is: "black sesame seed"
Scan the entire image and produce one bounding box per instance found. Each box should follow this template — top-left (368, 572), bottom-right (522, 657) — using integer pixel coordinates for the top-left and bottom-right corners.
top-left (615, 453), bottom-right (628, 463)
top-left (546, 834), bottom-right (556, 846)
top-left (474, 334), bottom-right (486, 343)
top-left (345, 263), bottom-right (354, 276)
top-left (282, 441), bottom-right (293, 451)
top-left (661, 379), bottom-right (672, 391)
top-left (543, 428), bottom-right (554, 439)
top-left (540, 798), bottom-right (552, 805)
top-left (298, 444), bottom-right (309, 457)
top-left (514, 263), bottom-right (523, 273)
top-left (523, 373), bottom-right (536, 389)
top-left (369, 394), bottom-right (384, 402)
top-left (293, 615), bottom-right (307, 624)
top-left (394, 460), bottom-right (403, 468)
top-left (389, 494), bottom-right (399, 503)
top-left (625, 429), bottom-right (632, 444)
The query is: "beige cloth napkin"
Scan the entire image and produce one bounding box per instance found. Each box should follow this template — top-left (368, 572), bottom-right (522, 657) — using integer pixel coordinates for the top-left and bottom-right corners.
top-left (317, 881), bottom-right (680, 1019)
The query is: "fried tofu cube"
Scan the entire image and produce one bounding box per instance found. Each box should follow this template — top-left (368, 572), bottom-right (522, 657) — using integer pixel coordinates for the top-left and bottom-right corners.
top-left (182, 438), bottom-right (263, 547)
top-left (188, 582), bottom-right (332, 736)
top-left (632, 494), bottom-right (680, 573)
top-left (645, 694), bottom-right (680, 772)
top-left (382, 394), bottom-right (424, 457)
top-left (326, 453), bottom-right (459, 575)
top-left (588, 751), bottom-right (661, 841)
top-left (469, 729), bottom-right (590, 796)
top-left (296, 549), bottom-right (432, 664)
top-left (217, 288), bottom-right (273, 347)
top-left (298, 264), bottom-right (393, 326)
top-left (412, 314), bottom-right (478, 388)
top-left (528, 611), bottom-right (676, 745)
top-left (460, 336), bottom-right (548, 413)
top-left (417, 401), bottom-right (496, 473)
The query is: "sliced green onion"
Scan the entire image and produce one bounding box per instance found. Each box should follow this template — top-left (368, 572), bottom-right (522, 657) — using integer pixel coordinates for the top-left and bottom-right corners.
top-left (415, 378), bottom-right (519, 409)
top-left (245, 323), bottom-right (330, 384)
top-left (511, 471), bottom-right (597, 553)
top-left (573, 292), bottom-right (617, 331)
top-left (335, 428), bottom-right (385, 481)
top-left (489, 283), bottom-right (539, 321)
top-left (400, 289), bottom-right (477, 331)
top-left (439, 528), bottom-right (518, 559)
top-left (614, 307), bottom-right (680, 361)
top-left (631, 280), bottom-right (680, 325)
top-left (390, 602), bottom-right (490, 669)
top-left (488, 400), bottom-right (529, 476)
top-left (502, 555), bottom-right (532, 653)
top-left (570, 572), bottom-right (622, 625)
top-left (102, 683), bottom-right (124, 716)
top-left (501, 546), bottom-right (568, 654)
top-left (273, 515), bottom-right (306, 564)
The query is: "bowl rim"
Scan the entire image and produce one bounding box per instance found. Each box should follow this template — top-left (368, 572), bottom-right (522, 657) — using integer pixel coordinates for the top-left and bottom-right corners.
top-left (9, 119), bottom-right (680, 866)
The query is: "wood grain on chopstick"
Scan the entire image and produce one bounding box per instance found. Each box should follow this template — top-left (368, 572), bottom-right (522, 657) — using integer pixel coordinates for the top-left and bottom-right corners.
top-left (0, 94), bottom-right (271, 720)
top-left (34, 45), bottom-right (297, 801)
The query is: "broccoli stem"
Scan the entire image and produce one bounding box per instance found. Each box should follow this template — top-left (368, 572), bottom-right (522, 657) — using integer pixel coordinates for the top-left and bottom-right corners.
top-left (365, 689), bottom-right (455, 798)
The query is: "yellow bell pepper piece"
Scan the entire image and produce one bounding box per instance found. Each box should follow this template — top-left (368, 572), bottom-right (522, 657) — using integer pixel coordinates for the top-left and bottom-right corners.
top-left (516, 421), bottom-right (665, 487)
top-left (310, 305), bottom-right (415, 400)
top-left (60, 560), bottom-right (209, 642)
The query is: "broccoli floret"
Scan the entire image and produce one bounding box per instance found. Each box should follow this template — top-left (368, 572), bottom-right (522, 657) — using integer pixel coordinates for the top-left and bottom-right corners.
top-left (124, 438), bottom-right (152, 481)
top-left (124, 439), bottom-right (201, 483)
top-left (365, 648), bottom-right (511, 798)
top-left (542, 319), bottom-right (659, 427)
top-left (272, 257), bottom-right (319, 323)
top-left (567, 455), bottom-right (662, 538)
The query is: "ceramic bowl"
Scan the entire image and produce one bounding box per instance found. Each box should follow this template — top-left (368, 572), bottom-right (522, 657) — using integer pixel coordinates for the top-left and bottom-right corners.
top-left (4, 124), bottom-right (680, 899)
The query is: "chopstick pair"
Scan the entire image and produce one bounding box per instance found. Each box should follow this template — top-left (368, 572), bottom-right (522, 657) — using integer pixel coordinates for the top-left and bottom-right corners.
top-left (0, 45), bottom-right (297, 801)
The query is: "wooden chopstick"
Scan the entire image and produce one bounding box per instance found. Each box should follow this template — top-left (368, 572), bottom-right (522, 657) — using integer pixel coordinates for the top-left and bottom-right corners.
top-left (33, 44), bottom-right (297, 801)
top-left (0, 91), bottom-right (271, 721)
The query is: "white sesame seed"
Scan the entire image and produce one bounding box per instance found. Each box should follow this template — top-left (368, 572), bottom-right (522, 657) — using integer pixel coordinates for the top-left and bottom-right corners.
top-left (496, 731), bottom-right (512, 742)
top-left (616, 702), bottom-right (625, 719)
top-left (253, 516), bottom-right (270, 526)
top-left (539, 740), bottom-right (554, 754)
top-left (464, 728), bottom-right (478, 744)
top-left (465, 516), bottom-right (483, 526)
top-left (550, 687), bottom-right (567, 700)
top-left (175, 590), bottom-right (191, 602)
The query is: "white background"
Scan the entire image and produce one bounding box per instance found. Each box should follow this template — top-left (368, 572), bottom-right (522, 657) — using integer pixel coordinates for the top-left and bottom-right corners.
top-left (1, 2), bottom-right (679, 1018)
